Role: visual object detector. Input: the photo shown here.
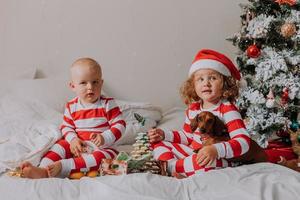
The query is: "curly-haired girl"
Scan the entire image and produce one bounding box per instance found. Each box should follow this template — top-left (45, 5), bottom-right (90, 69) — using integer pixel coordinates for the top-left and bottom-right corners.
top-left (148, 49), bottom-right (250, 177)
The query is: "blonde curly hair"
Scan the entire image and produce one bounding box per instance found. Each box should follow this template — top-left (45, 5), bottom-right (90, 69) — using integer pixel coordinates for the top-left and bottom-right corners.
top-left (180, 73), bottom-right (239, 105)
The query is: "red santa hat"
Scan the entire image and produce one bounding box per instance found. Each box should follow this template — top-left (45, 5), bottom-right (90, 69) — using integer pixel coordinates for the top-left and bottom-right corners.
top-left (188, 49), bottom-right (241, 81)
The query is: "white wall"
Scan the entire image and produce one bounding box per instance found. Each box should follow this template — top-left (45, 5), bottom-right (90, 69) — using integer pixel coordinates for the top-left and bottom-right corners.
top-left (0, 0), bottom-right (247, 110)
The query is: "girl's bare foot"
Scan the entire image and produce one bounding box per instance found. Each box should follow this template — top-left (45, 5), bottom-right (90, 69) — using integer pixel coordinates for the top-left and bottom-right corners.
top-left (21, 163), bottom-right (48, 179)
top-left (47, 161), bottom-right (62, 177)
top-left (172, 172), bottom-right (187, 179)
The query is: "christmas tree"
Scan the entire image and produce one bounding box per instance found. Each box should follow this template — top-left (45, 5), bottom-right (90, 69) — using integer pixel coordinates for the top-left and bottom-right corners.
top-left (128, 113), bottom-right (167, 175)
top-left (230, 0), bottom-right (300, 147)
top-left (130, 132), bottom-right (163, 174)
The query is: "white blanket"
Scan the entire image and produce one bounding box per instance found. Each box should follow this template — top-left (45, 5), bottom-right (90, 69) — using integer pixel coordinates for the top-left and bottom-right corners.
top-left (0, 94), bottom-right (300, 200)
top-left (0, 163), bottom-right (299, 200)
top-left (0, 95), bottom-right (62, 173)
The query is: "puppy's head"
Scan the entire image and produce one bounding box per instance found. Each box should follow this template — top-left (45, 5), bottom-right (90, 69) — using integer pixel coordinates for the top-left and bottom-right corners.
top-left (190, 111), bottom-right (227, 137)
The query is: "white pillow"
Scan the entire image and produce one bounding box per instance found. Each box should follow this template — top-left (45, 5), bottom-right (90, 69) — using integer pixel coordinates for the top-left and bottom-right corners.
top-left (3, 78), bottom-right (75, 113)
top-left (115, 100), bottom-right (162, 145)
top-left (0, 67), bottom-right (37, 97)
top-left (157, 107), bottom-right (185, 131)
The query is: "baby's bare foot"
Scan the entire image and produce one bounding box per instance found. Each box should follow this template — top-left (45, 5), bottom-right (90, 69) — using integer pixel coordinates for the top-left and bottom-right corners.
top-left (20, 161), bottom-right (32, 170)
top-left (47, 161), bottom-right (62, 177)
top-left (21, 165), bottom-right (48, 179)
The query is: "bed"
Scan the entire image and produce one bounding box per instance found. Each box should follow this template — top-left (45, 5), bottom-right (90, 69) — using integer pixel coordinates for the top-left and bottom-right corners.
top-left (0, 73), bottom-right (300, 200)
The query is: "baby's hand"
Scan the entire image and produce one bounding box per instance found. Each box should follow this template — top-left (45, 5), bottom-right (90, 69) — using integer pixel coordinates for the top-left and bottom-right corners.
top-left (90, 133), bottom-right (104, 147)
top-left (196, 145), bottom-right (218, 167)
top-left (70, 138), bottom-right (86, 157)
top-left (147, 128), bottom-right (165, 143)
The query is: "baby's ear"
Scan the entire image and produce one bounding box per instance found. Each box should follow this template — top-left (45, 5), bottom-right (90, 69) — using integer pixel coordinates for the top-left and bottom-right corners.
top-left (69, 81), bottom-right (75, 90)
top-left (190, 114), bottom-right (199, 132)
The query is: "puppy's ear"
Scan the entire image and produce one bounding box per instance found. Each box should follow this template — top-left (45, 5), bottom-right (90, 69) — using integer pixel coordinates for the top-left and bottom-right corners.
top-left (213, 116), bottom-right (227, 136)
top-left (190, 114), bottom-right (199, 132)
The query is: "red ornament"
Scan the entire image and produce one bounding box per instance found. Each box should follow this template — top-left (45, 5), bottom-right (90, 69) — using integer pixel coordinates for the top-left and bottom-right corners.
top-left (247, 44), bottom-right (261, 58)
top-left (281, 87), bottom-right (289, 105)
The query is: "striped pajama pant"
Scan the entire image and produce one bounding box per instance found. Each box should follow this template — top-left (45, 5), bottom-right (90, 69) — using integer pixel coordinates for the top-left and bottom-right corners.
top-left (152, 141), bottom-right (232, 177)
top-left (39, 139), bottom-right (118, 177)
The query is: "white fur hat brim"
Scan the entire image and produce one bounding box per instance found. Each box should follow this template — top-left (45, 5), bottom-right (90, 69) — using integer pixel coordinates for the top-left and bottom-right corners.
top-left (188, 59), bottom-right (231, 77)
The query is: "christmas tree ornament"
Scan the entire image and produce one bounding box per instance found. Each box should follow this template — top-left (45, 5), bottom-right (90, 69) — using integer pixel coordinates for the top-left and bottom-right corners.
top-left (266, 89), bottom-right (276, 108)
top-left (281, 87), bottom-right (289, 105)
top-left (275, 0), bottom-right (297, 6)
top-left (246, 44), bottom-right (261, 58)
top-left (245, 10), bottom-right (255, 26)
top-left (281, 22), bottom-right (297, 38)
top-left (134, 113), bottom-right (146, 126)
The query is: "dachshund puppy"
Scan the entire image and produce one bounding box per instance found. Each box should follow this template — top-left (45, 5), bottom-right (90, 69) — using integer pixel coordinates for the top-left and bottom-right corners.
top-left (190, 111), bottom-right (230, 146)
top-left (190, 111), bottom-right (267, 164)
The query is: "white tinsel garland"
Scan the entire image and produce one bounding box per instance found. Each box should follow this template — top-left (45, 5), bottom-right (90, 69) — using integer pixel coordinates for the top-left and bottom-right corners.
top-left (292, 29), bottom-right (300, 41)
top-left (246, 14), bottom-right (274, 39)
top-left (282, 50), bottom-right (300, 65)
top-left (240, 88), bottom-right (266, 106)
top-left (246, 105), bottom-right (287, 135)
top-left (263, 112), bottom-right (287, 130)
top-left (286, 10), bottom-right (300, 24)
top-left (253, 48), bottom-right (288, 82)
top-left (246, 106), bottom-right (268, 133)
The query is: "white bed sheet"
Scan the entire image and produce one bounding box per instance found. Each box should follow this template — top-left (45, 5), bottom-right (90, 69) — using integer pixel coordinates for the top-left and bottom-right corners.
top-left (0, 93), bottom-right (300, 200)
top-left (1, 163), bottom-right (299, 200)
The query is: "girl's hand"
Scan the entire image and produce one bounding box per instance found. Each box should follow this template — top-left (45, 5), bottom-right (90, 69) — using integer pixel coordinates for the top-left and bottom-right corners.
top-left (147, 128), bottom-right (165, 143)
top-left (90, 133), bottom-right (104, 147)
top-left (70, 138), bottom-right (86, 157)
top-left (196, 145), bottom-right (218, 167)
